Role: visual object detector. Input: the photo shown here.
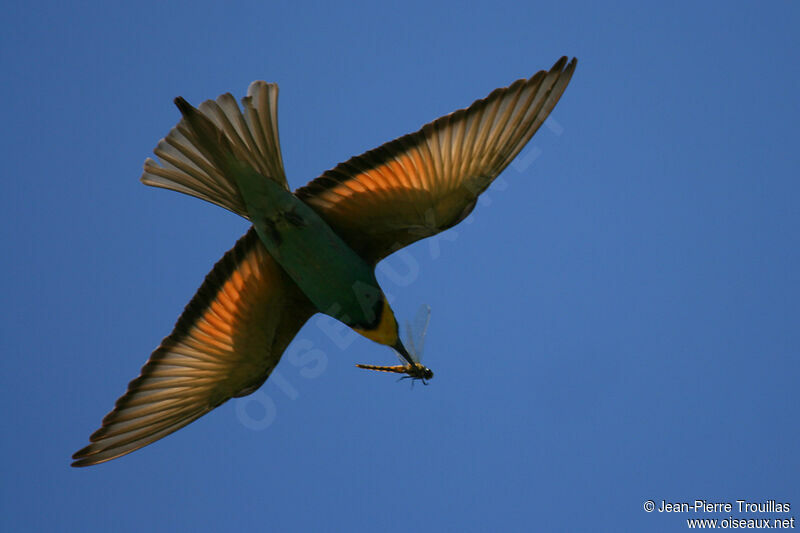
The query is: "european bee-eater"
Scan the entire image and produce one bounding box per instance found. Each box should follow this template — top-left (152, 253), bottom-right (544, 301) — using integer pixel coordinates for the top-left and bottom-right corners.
top-left (72, 56), bottom-right (576, 466)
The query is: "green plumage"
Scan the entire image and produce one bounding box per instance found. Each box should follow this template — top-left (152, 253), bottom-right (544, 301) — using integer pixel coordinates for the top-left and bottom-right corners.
top-left (235, 163), bottom-right (384, 329)
top-left (175, 97), bottom-right (384, 330)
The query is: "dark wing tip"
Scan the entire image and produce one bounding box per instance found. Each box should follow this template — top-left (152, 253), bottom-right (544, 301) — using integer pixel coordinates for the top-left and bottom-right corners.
top-left (562, 57), bottom-right (578, 77)
top-left (71, 445), bottom-right (102, 468)
top-left (551, 55), bottom-right (568, 70)
top-left (71, 449), bottom-right (124, 468)
top-left (548, 56), bottom-right (578, 76)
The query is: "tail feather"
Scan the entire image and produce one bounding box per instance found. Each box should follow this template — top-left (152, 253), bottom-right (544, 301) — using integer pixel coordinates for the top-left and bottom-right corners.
top-left (141, 81), bottom-right (287, 219)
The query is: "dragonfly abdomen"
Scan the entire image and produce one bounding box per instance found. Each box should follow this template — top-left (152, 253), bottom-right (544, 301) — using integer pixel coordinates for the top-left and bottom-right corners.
top-left (355, 364), bottom-right (408, 374)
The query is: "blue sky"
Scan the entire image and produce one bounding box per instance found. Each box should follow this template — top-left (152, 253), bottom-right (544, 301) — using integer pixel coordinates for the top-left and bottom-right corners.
top-left (2, 1), bottom-right (798, 531)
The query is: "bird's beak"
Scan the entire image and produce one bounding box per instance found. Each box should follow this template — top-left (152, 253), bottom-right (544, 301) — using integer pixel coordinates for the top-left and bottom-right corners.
top-left (392, 339), bottom-right (415, 366)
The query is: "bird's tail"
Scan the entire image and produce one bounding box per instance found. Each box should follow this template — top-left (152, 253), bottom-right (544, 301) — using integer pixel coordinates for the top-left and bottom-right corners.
top-left (140, 81), bottom-right (287, 219)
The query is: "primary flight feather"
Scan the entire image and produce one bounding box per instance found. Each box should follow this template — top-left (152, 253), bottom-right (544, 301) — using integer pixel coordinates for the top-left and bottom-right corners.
top-left (72, 56), bottom-right (577, 466)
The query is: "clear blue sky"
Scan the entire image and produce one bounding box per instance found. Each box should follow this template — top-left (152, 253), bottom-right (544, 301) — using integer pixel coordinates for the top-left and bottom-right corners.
top-left (2, 1), bottom-right (798, 531)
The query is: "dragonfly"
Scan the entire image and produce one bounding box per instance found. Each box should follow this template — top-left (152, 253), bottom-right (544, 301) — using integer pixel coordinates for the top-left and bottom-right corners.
top-left (356, 304), bottom-right (433, 384)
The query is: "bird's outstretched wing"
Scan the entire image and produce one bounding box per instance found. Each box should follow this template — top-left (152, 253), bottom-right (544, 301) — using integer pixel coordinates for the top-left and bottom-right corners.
top-left (139, 57), bottom-right (576, 263)
top-left (295, 57), bottom-right (576, 263)
top-left (71, 229), bottom-right (314, 466)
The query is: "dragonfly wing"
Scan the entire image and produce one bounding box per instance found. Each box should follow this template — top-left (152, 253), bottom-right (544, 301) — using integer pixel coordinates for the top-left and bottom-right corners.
top-left (295, 57), bottom-right (577, 264)
top-left (72, 228), bottom-right (314, 466)
top-left (404, 320), bottom-right (417, 361)
top-left (410, 304), bottom-right (431, 360)
top-left (401, 303), bottom-right (432, 363)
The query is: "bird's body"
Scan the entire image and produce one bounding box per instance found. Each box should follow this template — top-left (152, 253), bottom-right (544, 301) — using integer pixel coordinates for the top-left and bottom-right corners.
top-left (72, 57), bottom-right (577, 466)
top-left (174, 98), bottom-right (397, 343)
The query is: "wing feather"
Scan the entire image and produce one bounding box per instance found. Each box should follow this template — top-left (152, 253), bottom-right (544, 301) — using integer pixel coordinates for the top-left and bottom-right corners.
top-left (295, 57), bottom-right (577, 262)
top-left (72, 229), bottom-right (314, 466)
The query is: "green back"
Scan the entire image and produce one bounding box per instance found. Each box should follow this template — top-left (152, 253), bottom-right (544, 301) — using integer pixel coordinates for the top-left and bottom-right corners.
top-left (172, 97), bottom-right (385, 329)
top-left (232, 162), bottom-right (384, 329)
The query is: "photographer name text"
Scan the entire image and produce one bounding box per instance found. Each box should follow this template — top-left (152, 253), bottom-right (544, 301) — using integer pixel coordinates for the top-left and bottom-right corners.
top-left (654, 500), bottom-right (790, 513)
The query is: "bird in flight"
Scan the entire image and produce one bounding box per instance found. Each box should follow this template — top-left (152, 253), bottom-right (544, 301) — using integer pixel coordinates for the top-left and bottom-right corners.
top-left (72, 56), bottom-right (577, 466)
